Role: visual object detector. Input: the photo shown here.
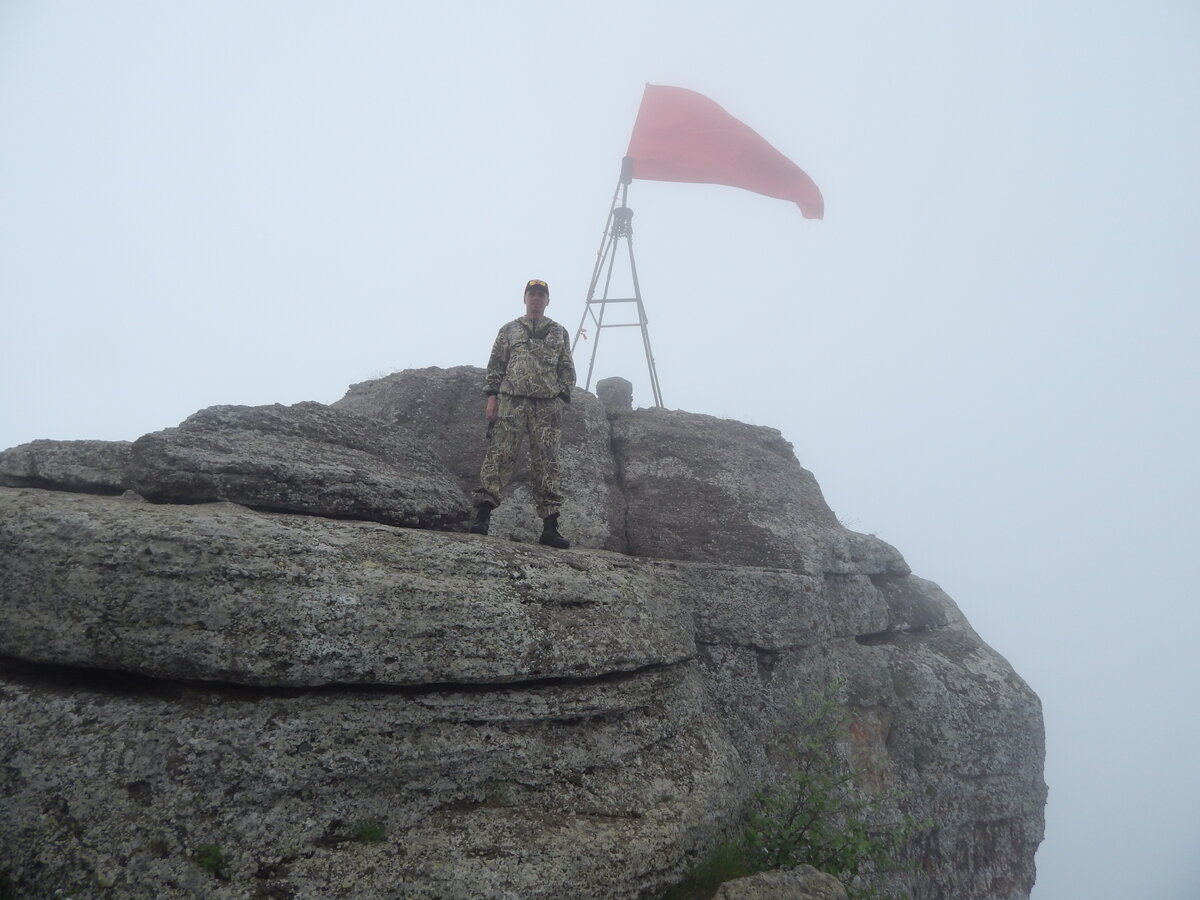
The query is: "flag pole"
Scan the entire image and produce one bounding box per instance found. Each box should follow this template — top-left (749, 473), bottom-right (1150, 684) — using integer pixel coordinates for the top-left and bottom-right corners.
top-left (573, 157), bottom-right (664, 407)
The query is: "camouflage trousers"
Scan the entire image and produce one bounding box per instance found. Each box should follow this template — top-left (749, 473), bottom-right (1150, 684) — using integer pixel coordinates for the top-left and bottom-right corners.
top-left (473, 394), bottom-right (564, 518)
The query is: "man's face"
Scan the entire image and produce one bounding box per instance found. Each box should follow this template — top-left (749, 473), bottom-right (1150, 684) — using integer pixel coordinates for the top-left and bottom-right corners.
top-left (524, 287), bottom-right (549, 318)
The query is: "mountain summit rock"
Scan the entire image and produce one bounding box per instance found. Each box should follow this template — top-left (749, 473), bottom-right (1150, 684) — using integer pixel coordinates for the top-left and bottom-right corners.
top-left (0, 366), bottom-right (1045, 899)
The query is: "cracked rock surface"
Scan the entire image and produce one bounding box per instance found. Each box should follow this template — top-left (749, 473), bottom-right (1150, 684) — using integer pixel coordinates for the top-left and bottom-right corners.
top-left (0, 367), bottom-right (1046, 899)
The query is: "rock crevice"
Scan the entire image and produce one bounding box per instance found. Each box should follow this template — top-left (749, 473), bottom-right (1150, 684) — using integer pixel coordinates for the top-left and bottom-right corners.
top-left (0, 653), bottom-right (693, 699)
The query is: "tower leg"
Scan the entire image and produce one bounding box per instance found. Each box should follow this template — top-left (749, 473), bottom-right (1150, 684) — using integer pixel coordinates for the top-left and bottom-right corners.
top-left (573, 163), bottom-right (663, 407)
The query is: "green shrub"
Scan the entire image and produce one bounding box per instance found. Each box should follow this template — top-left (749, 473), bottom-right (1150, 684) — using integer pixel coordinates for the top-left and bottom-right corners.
top-left (194, 843), bottom-right (226, 878)
top-left (660, 689), bottom-right (929, 900)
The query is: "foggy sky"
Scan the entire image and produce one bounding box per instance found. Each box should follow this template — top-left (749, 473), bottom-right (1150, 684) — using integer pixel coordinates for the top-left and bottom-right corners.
top-left (2, 3), bottom-right (1197, 897)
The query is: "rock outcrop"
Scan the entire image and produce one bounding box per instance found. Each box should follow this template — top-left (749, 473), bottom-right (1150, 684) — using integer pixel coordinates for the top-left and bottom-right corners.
top-left (0, 366), bottom-right (1046, 899)
top-left (715, 865), bottom-right (849, 900)
top-left (0, 438), bottom-right (131, 494)
top-left (333, 367), bottom-right (626, 551)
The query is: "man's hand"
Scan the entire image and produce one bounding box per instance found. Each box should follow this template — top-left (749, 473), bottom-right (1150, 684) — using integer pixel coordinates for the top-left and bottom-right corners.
top-left (485, 395), bottom-right (498, 422)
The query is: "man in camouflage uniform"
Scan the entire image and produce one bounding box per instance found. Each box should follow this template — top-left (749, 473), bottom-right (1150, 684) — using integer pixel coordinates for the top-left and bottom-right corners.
top-left (469, 278), bottom-right (576, 548)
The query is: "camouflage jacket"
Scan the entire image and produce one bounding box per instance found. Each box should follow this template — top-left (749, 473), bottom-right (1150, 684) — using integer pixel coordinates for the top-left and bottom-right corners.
top-left (484, 316), bottom-right (576, 401)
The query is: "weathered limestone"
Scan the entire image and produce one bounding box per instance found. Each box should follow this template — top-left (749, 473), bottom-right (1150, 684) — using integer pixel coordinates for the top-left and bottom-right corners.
top-left (0, 438), bottom-right (131, 493)
top-left (0, 490), bottom-right (694, 687)
top-left (1, 649), bottom-right (741, 899)
top-left (714, 865), bottom-right (849, 900)
top-left (0, 367), bottom-right (1047, 899)
top-left (126, 401), bottom-right (470, 530)
top-left (609, 407), bottom-right (910, 578)
top-left (333, 366), bottom-right (628, 552)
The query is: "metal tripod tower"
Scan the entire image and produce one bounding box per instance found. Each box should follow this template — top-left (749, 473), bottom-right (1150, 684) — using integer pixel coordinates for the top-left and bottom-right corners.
top-left (573, 156), bottom-right (663, 407)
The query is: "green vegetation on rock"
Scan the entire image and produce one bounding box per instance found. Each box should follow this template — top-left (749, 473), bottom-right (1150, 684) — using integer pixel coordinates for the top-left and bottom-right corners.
top-left (194, 843), bottom-right (226, 878)
top-left (353, 820), bottom-right (387, 844)
top-left (661, 691), bottom-right (929, 900)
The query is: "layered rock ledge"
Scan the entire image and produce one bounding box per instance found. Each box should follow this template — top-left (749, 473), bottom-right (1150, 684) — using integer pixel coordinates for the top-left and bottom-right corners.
top-left (0, 366), bottom-right (1046, 899)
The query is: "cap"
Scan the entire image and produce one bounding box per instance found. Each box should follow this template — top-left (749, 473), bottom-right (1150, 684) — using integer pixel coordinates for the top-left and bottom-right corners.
top-left (524, 279), bottom-right (549, 294)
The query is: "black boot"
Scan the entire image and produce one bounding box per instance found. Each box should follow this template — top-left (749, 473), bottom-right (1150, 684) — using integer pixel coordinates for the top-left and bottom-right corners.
top-left (539, 513), bottom-right (570, 549)
top-left (469, 501), bottom-right (494, 535)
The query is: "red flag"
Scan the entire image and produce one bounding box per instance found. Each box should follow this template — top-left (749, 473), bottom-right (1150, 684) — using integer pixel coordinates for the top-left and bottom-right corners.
top-left (626, 84), bottom-right (824, 219)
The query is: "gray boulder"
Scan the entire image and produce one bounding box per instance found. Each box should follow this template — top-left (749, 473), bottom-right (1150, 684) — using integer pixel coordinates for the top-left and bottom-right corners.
top-left (715, 865), bottom-right (849, 899)
top-left (610, 407), bottom-right (908, 577)
top-left (0, 489), bottom-right (690, 687)
top-left (0, 438), bottom-right (132, 493)
top-left (333, 366), bottom-right (628, 552)
top-left (127, 401), bottom-right (470, 529)
top-left (596, 375), bottom-right (634, 412)
top-left (331, 365), bottom-right (487, 496)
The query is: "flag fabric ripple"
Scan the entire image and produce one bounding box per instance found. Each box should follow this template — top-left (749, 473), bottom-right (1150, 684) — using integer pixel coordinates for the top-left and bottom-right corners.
top-left (626, 84), bottom-right (824, 219)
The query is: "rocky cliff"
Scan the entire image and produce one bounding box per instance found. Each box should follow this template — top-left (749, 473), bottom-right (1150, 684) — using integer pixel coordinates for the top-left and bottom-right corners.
top-left (0, 367), bottom-right (1046, 899)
